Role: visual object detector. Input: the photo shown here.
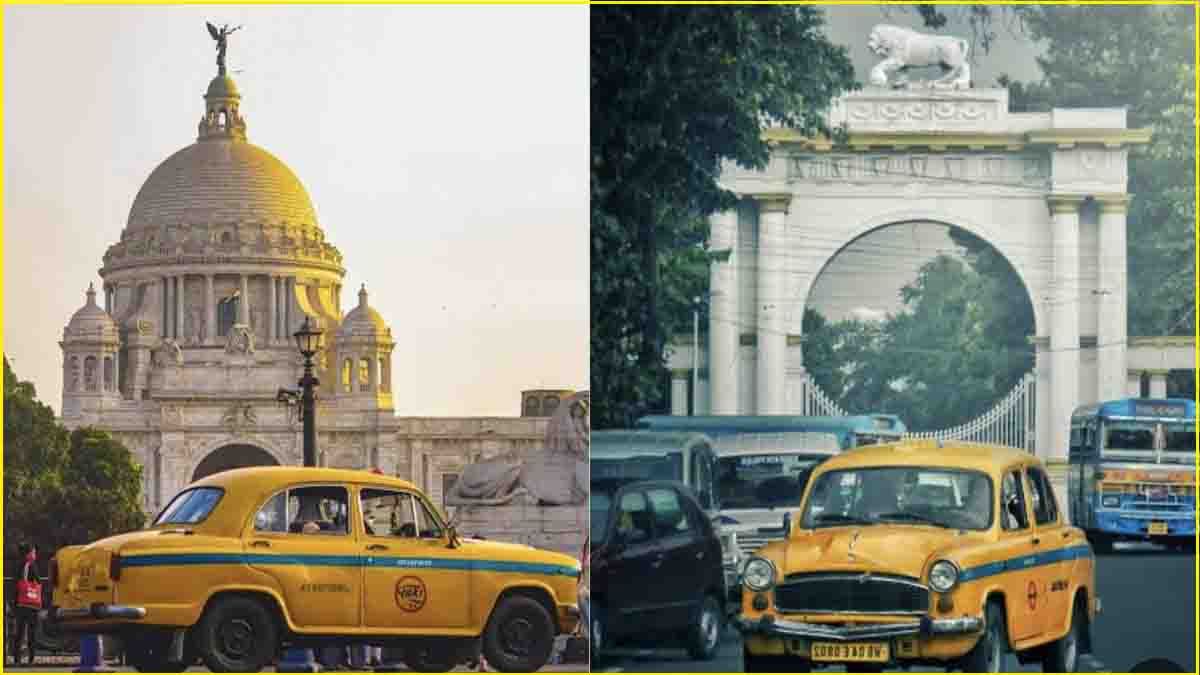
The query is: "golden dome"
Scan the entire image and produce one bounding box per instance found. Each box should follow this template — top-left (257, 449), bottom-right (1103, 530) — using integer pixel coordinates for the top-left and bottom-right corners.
top-left (123, 140), bottom-right (319, 234)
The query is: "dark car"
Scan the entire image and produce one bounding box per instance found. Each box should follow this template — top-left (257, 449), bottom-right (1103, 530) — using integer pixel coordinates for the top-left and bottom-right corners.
top-left (590, 480), bottom-right (725, 662)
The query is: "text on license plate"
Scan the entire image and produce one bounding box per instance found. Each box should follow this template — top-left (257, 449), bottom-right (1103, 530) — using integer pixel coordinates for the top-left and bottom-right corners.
top-left (1149, 521), bottom-right (1168, 535)
top-left (810, 642), bottom-right (890, 662)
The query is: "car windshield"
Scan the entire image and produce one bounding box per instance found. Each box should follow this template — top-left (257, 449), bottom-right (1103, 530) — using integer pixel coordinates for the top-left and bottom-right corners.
top-left (801, 467), bottom-right (993, 531)
top-left (717, 454), bottom-right (825, 509)
top-left (591, 491), bottom-right (613, 545)
top-left (154, 487), bottom-right (224, 526)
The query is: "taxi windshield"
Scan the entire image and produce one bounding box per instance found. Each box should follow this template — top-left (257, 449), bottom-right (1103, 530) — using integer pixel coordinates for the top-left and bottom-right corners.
top-left (717, 454), bottom-right (824, 510)
top-left (801, 467), bottom-right (993, 531)
top-left (154, 487), bottom-right (224, 526)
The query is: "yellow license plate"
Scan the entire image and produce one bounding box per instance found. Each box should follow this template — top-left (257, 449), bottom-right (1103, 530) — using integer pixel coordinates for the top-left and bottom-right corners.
top-left (810, 642), bottom-right (890, 663)
top-left (1149, 521), bottom-right (1168, 535)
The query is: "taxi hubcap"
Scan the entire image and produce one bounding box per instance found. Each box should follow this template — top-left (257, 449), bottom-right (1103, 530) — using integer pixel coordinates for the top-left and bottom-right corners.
top-left (501, 617), bottom-right (534, 656)
top-left (218, 618), bottom-right (255, 659)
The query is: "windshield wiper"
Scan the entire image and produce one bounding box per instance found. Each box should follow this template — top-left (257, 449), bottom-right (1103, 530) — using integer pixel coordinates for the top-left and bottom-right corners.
top-left (876, 512), bottom-right (954, 529)
top-left (813, 513), bottom-right (876, 526)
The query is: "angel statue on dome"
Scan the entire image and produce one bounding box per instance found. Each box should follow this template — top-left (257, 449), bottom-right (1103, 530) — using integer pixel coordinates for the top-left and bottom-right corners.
top-left (206, 22), bottom-right (242, 76)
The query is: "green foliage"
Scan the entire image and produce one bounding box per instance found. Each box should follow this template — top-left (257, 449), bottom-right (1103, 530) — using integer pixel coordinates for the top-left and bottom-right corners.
top-left (804, 245), bottom-right (1034, 431)
top-left (4, 357), bottom-right (145, 557)
top-left (591, 6), bottom-right (855, 428)
top-left (992, 6), bottom-right (1195, 337)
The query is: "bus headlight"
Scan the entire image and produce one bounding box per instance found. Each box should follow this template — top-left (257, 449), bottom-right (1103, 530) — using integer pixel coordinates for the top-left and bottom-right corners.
top-left (1101, 496), bottom-right (1120, 508)
top-left (742, 557), bottom-right (777, 592)
top-left (928, 560), bottom-right (960, 593)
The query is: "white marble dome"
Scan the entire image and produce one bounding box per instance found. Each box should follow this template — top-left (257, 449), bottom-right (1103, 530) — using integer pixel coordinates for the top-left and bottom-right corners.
top-left (63, 284), bottom-right (119, 342)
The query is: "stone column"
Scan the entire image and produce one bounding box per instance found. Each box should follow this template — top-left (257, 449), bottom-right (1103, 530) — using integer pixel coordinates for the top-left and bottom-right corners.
top-left (175, 275), bottom-right (185, 340)
top-left (1033, 337), bottom-right (1053, 459)
top-left (708, 209), bottom-right (739, 414)
top-left (239, 274), bottom-right (250, 325)
top-left (284, 277), bottom-right (293, 337)
top-left (755, 194), bottom-right (791, 414)
top-left (1096, 194), bottom-right (1131, 402)
top-left (670, 369), bottom-right (689, 416)
top-left (1148, 369), bottom-right (1169, 399)
top-left (1126, 369), bottom-right (1144, 398)
top-left (205, 274), bottom-right (216, 343)
top-left (162, 277), bottom-right (171, 338)
top-left (269, 275), bottom-right (278, 344)
top-left (1048, 195), bottom-right (1085, 462)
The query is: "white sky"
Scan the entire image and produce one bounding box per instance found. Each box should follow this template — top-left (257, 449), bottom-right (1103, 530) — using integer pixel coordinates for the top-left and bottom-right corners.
top-left (3, 5), bottom-right (589, 417)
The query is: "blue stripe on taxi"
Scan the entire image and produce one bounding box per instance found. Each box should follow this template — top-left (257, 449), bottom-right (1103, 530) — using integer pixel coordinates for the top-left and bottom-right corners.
top-left (120, 552), bottom-right (579, 577)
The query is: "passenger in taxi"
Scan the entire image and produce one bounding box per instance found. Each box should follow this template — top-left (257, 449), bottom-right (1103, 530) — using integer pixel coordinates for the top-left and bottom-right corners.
top-left (962, 475), bottom-right (992, 529)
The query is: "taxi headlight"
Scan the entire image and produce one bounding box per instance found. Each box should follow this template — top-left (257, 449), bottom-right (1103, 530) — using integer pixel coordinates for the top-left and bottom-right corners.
top-left (1101, 496), bottom-right (1120, 508)
top-left (928, 560), bottom-right (959, 593)
top-left (742, 557), bottom-right (777, 592)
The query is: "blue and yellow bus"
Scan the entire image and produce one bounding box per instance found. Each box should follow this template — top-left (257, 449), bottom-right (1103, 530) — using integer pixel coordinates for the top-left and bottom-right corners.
top-left (1067, 398), bottom-right (1196, 553)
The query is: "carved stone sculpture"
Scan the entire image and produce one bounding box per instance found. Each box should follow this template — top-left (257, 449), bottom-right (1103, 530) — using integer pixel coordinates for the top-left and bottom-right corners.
top-left (867, 24), bottom-right (971, 90)
top-left (221, 402), bottom-right (257, 430)
top-left (225, 324), bottom-right (255, 355)
top-left (152, 338), bottom-right (184, 367)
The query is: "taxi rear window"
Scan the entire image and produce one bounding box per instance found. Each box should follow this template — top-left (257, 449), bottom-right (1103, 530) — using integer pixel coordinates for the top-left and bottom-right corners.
top-left (154, 487), bottom-right (224, 526)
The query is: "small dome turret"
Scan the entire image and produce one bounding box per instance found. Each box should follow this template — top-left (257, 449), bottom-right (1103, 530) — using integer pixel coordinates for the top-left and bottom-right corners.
top-left (64, 283), bottom-right (119, 341)
top-left (338, 284), bottom-right (391, 339)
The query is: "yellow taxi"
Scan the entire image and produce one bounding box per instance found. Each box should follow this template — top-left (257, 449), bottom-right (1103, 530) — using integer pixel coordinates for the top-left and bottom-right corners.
top-left (737, 440), bottom-right (1099, 673)
top-left (45, 466), bottom-right (581, 673)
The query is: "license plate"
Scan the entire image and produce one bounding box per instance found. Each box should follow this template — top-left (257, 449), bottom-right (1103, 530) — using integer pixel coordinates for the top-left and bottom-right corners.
top-left (810, 642), bottom-right (889, 663)
top-left (1149, 521), bottom-right (1169, 535)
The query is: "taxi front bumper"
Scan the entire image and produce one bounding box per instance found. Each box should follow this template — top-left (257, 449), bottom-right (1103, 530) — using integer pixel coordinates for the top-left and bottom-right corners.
top-left (736, 614), bottom-right (983, 641)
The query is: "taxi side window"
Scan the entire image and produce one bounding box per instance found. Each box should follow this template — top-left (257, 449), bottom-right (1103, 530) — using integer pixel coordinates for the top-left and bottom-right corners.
top-left (254, 486), bottom-right (350, 535)
top-left (1026, 467), bottom-right (1059, 525)
top-left (646, 487), bottom-right (693, 537)
top-left (615, 491), bottom-right (653, 546)
top-left (361, 489), bottom-right (445, 540)
top-left (1000, 470), bottom-right (1029, 531)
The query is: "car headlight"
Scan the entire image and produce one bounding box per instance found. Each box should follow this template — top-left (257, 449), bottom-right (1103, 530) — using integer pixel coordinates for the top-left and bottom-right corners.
top-left (1101, 496), bottom-right (1120, 508)
top-left (928, 560), bottom-right (959, 593)
top-left (742, 557), bottom-right (777, 592)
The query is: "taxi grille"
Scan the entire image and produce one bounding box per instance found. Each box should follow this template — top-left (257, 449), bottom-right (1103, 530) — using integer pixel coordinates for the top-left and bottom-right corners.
top-left (774, 573), bottom-right (930, 615)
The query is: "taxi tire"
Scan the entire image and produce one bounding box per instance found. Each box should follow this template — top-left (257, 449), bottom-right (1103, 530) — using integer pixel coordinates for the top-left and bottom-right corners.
top-left (962, 601), bottom-right (1010, 673)
top-left (195, 595), bottom-right (279, 673)
top-left (685, 595), bottom-right (722, 661)
top-left (482, 595), bottom-right (556, 673)
top-left (1042, 603), bottom-right (1083, 673)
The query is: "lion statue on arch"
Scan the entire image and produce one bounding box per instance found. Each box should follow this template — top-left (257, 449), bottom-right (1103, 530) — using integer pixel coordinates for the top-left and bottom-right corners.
top-left (867, 24), bottom-right (971, 90)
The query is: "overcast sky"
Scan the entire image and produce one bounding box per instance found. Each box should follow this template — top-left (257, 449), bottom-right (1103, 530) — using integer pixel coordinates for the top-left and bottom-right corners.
top-left (4, 5), bottom-right (588, 417)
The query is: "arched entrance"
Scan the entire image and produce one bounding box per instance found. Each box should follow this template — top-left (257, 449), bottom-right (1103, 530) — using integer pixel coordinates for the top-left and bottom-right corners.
top-left (192, 443), bottom-right (279, 482)
top-left (665, 86), bottom-right (1150, 460)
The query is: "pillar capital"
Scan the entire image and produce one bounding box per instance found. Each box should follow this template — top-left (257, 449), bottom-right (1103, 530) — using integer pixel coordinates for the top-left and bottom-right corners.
top-left (670, 368), bottom-right (690, 380)
top-left (1046, 194), bottom-right (1087, 216)
top-left (750, 192), bottom-right (793, 214)
top-left (1095, 193), bottom-right (1133, 215)
top-left (1028, 335), bottom-right (1051, 351)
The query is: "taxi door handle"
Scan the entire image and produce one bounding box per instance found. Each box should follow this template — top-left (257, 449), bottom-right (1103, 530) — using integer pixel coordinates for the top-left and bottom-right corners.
top-left (696, 551), bottom-right (705, 560)
top-left (367, 544), bottom-right (389, 552)
top-left (250, 540), bottom-right (271, 548)
top-left (1032, 537), bottom-right (1041, 545)
top-left (651, 554), bottom-right (665, 569)
top-left (1062, 531), bottom-right (1071, 539)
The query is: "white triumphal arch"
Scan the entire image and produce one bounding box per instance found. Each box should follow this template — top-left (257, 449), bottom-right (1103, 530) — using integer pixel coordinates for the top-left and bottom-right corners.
top-left (667, 83), bottom-right (1151, 462)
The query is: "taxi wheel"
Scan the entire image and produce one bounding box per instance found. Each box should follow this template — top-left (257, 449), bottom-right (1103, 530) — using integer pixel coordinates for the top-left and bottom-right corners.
top-left (1042, 603), bottom-right (1083, 673)
top-left (482, 595), bottom-right (556, 672)
top-left (685, 595), bottom-right (722, 661)
top-left (195, 595), bottom-right (279, 673)
top-left (962, 601), bottom-right (1009, 673)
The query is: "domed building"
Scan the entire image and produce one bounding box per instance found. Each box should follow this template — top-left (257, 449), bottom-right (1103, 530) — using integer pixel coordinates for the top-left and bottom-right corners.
top-left (60, 61), bottom-right (564, 521)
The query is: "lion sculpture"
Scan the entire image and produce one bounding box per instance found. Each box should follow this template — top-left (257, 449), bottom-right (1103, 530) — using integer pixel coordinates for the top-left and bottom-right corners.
top-left (867, 24), bottom-right (971, 90)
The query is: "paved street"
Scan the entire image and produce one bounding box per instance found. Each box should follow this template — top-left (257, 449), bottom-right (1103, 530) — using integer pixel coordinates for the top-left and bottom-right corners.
top-left (595, 544), bottom-right (1195, 673)
top-left (17, 663), bottom-right (587, 673)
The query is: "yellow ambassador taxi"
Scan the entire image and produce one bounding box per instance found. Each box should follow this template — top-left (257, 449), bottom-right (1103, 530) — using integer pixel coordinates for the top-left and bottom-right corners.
top-left (45, 466), bottom-right (581, 673)
top-left (737, 441), bottom-right (1100, 673)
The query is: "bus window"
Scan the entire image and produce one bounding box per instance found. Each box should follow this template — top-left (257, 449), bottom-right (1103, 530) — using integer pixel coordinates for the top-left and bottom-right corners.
top-left (1103, 423), bottom-right (1156, 452)
top-left (1165, 424), bottom-right (1196, 452)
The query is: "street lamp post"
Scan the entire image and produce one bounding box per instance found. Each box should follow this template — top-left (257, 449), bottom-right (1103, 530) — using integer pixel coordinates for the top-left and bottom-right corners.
top-left (293, 316), bottom-right (323, 468)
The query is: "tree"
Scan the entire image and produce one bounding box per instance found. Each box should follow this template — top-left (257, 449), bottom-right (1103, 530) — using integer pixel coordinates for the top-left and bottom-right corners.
top-left (591, 6), bottom-right (855, 428)
top-left (4, 357), bottom-right (145, 558)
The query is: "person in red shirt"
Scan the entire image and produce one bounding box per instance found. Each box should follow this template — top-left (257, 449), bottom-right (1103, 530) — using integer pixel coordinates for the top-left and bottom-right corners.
top-left (9, 543), bottom-right (40, 666)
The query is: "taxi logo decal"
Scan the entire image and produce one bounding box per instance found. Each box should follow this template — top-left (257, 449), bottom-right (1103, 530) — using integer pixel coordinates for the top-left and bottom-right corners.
top-left (1026, 581), bottom-right (1038, 610)
top-left (395, 576), bottom-right (427, 612)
